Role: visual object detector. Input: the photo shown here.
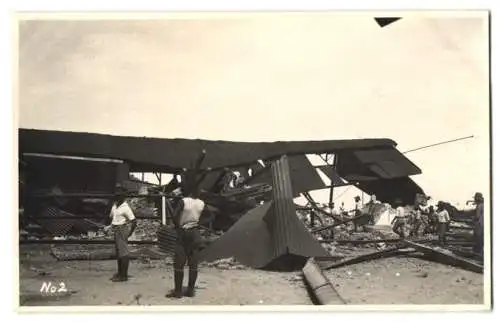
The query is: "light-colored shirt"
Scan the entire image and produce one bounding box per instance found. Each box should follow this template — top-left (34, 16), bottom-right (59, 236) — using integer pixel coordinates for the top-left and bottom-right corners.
top-left (179, 197), bottom-right (205, 229)
top-left (355, 201), bottom-right (363, 210)
top-left (396, 206), bottom-right (406, 218)
top-left (110, 201), bottom-right (135, 226)
top-left (436, 209), bottom-right (450, 223)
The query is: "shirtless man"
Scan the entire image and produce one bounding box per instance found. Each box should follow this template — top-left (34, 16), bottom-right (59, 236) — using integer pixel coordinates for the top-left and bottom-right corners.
top-left (167, 183), bottom-right (206, 298)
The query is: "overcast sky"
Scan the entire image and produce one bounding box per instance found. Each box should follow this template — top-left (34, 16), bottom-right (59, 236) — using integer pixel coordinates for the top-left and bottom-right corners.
top-left (17, 12), bottom-right (489, 208)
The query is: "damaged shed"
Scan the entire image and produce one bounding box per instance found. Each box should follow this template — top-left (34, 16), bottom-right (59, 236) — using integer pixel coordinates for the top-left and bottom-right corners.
top-left (19, 128), bottom-right (425, 269)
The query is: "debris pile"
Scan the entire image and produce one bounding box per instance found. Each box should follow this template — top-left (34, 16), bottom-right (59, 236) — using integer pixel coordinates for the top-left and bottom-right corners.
top-left (127, 197), bottom-right (158, 218)
top-left (203, 257), bottom-right (249, 270)
top-left (129, 219), bottom-right (161, 242)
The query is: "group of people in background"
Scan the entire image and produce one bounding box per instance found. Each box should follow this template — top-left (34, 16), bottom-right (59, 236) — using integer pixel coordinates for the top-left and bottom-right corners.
top-left (390, 192), bottom-right (484, 256)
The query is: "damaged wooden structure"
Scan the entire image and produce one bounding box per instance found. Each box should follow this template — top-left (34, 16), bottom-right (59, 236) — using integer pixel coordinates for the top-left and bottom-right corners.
top-left (18, 128), bottom-right (425, 269)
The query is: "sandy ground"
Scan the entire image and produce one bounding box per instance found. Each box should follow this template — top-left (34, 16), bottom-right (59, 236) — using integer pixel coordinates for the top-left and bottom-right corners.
top-left (18, 245), bottom-right (309, 306)
top-left (18, 245), bottom-right (484, 307)
top-left (324, 256), bottom-right (484, 305)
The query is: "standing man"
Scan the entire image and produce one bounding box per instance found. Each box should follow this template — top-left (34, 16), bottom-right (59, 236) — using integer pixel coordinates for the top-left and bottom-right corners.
top-left (167, 183), bottom-right (206, 299)
top-left (105, 184), bottom-right (137, 282)
top-left (436, 201), bottom-right (451, 245)
top-left (391, 199), bottom-right (406, 238)
top-left (410, 200), bottom-right (425, 237)
top-left (472, 192), bottom-right (484, 255)
top-left (367, 194), bottom-right (378, 225)
top-left (354, 196), bottom-right (363, 215)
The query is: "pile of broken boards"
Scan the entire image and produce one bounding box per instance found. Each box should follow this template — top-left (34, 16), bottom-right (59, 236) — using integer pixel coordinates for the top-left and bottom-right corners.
top-left (303, 218), bottom-right (483, 278)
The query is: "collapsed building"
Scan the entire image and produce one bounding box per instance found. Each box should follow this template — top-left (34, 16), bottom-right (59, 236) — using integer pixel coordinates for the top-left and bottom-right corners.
top-left (18, 128), bottom-right (426, 269)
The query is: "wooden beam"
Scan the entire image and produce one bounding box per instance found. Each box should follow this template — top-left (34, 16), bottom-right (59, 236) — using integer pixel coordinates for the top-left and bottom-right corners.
top-left (320, 246), bottom-right (414, 270)
top-left (401, 240), bottom-right (483, 273)
top-left (27, 214), bottom-right (162, 220)
top-left (28, 192), bottom-right (182, 199)
top-left (19, 239), bottom-right (157, 245)
top-left (319, 238), bottom-right (435, 245)
top-left (302, 192), bottom-right (337, 220)
top-left (155, 173), bottom-right (161, 184)
top-left (302, 258), bottom-right (347, 305)
top-left (22, 153), bottom-right (124, 164)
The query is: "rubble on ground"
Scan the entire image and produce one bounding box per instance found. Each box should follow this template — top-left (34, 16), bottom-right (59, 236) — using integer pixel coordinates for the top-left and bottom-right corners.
top-left (127, 198), bottom-right (158, 217)
top-left (202, 257), bottom-right (249, 270)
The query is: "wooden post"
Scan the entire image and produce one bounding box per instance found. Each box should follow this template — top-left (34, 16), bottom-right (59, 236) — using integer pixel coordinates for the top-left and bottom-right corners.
top-left (328, 154), bottom-right (335, 212)
top-left (161, 195), bottom-right (167, 225)
top-left (302, 258), bottom-right (346, 305)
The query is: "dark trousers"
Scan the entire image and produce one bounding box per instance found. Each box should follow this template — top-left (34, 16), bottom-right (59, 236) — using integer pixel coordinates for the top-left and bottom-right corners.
top-left (410, 219), bottom-right (423, 237)
top-left (392, 218), bottom-right (405, 238)
top-left (173, 227), bottom-right (202, 293)
top-left (473, 222), bottom-right (484, 254)
top-left (113, 224), bottom-right (130, 258)
top-left (112, 224), bottom-right (130, 280)
top-left (437, 222), bottom-right (447, 243)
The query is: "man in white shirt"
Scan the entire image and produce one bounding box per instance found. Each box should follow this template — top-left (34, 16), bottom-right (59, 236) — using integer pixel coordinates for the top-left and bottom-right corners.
top-left (105, 184), bottom-right (137, 282)
top-left (436, 201), bottom-right (451, 244)
top-left (167, 182), bottom-right (207, 299)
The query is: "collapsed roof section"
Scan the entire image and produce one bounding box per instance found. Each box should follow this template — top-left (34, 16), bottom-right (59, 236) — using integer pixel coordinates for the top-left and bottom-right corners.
top-left (18, 129), bottom-right (422, 178)
top-left (200, 155), bottom-right (330, 269)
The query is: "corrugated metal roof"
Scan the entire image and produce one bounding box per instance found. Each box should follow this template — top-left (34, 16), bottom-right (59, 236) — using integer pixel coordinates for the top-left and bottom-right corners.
top-left (355, 177), bottom-right (424, 205)
top-left (19, 129), bottom-right (410, 174)
top-left (317, 166), bottom-right (345, 186)
top-left (252, 155), bottom-right (327, 196)
top-left (200, 155), bottom-right (329, 269)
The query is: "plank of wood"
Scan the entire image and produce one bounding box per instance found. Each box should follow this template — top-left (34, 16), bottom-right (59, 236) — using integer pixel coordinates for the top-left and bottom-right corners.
top-left (319, 246), bottom-right (414, 270)
top-left (401, 240), bottom-right (483, 273)
top-left (319, 237), bottom-right (434, 245)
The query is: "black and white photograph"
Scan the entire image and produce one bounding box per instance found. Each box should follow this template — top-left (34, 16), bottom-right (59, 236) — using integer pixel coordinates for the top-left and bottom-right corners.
top-left (14, 11), bottom-right (491, 310)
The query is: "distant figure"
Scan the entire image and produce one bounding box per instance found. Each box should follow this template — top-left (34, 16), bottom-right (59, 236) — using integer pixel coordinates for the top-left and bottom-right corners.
top-left (391, 199), bottom-right (406, 238)
top-left (367, 194), bottom-right (378, 224)
top-left (339, 202), bottom-right (346, 215)
top-left (409, 204), bottom-right (424, 237)
top-left (436, 201), bottom-right (451, 244)
top-left (167, 182), bottom-right (208, 299)
top-left (354, 196), bottom-right (363, 215)
top-left (472, 192), bottom-right (484, 255)
top-left (352, 196), bottom-right (369, 232)
top-left (105, 184), bottom-right (137, 282)
top-left (424, 205), bottom-right (437, 234)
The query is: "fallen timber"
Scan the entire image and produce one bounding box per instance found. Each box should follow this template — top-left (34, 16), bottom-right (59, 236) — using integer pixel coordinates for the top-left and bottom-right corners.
top-left (401, 240), bottom-right (483, 274)
top-left (351, 226), bottom-right (484, 273)
top-left (302, 192), bottom-right (339, 220)
top-left (311, 213), bottom-right (368, 234)
top-left (318, 246), bottom-right (417, 271)
top-left (319, 237), bottom-right (435, 245)
top-left (302, 258), bottom-right (346, 305)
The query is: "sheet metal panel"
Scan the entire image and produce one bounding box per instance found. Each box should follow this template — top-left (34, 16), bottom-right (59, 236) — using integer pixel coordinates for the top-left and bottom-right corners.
top-left (19, 129), bottom-right (404, 173)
